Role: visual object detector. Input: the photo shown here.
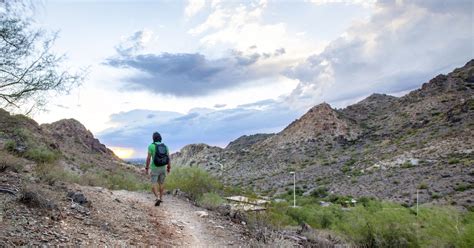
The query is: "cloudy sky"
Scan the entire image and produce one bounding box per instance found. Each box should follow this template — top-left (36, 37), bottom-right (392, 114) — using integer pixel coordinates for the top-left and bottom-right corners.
top-left (33, 0), bottom-right (473, 158)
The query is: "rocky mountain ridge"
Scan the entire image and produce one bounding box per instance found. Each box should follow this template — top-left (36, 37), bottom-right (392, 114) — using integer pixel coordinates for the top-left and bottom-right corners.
top-left (171, 60), bottom-right (474, 209)
top-left (0, 110), bottom-right (123, 171)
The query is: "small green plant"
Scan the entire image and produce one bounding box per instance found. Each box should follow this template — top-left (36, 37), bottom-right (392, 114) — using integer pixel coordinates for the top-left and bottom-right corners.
top-left (400, 161), bottom-right (414, 168)
top-left (431, 193), bottom-right (441, 199)
top-left (341, 166), bottom-right (351, 173)
top-left (4, 140), bottom-right (16, 152)
top-left (79, 163), bottom-right (94, 172)
top-left (454, 183), bottom-right (473, 192)
top-left (166, 167), bottom-right (222, 200)
top-left (0, 150), bottom-right (24, 172)
top-left (35, 163), bottom-right (80, 185)
top-left (448, 158), bottom-right (460, 164)
top-left (311, 186), bottom-right (329, 198)
top-left (418, 183), bottom-right (428, 190)
top-left (197, 192), bottom-right (225, 210)
top-left (24, 147), bottom-right (59, 163)
top-left (345, 158), bottom-right (356, 166)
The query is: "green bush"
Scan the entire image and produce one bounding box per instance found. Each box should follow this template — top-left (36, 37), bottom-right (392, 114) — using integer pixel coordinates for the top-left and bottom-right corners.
top-left (311, 186), bottom-right (329, 198)
top-left (25, 146), bottom-right (59, 163)
top-left (0, 150), bottom-right (24, 172)
top-left (334, 203), bottom-right (418, 247)
top-left (401, 161), bottom-right (414, 168)
top-left (80, 168), bottom-right (149, 191)
top-left (263, 195), bottom-right (474, 247)
top-left (341, 166), bottom-right (351, 173)
top-left (454, 183), bottom-right (473, 192)
top-left (197, 192), bottom-right (225, 209)
top-left (35, 162), bottom-right (149, 191)
top-left (166, 167), bottom-right (222, 200)
top-left (418, 183), bottom-right (428, 190)
top-left (287, 206), bottom-right (338, 229)
top-left (35, 163), bottom-right (80, 185)
top-left (418, 207), bottom-right (474, 247)
top-left (4, 140), bottom-right (16, 152)
top-left (448, 158), bottom-right (460, 164)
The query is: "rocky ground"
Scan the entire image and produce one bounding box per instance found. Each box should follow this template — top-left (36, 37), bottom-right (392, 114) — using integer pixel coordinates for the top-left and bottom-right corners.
top-left (0, 170), bottom-right (252, 247)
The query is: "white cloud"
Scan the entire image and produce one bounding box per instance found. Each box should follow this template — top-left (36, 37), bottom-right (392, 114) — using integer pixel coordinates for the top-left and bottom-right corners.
top-left (308, 0), bottom-right (376, 8)
top-left (184, 0), bottom-right (206, 18)
top-left (286, 0), bottom-right (474, 108)
top-left (116, 29), bottom-right (156, 55)
top-left (190, 0), bottom-right (324, 69)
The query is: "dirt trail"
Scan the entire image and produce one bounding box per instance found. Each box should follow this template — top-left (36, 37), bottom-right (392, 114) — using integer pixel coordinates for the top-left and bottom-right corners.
top-left (0, 177), bottom-right (250, 247)
top-left (112, 190), bottom-right (250, 247)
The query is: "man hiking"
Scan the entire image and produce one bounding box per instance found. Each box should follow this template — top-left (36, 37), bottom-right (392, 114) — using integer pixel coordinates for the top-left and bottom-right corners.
top-left (145, 132), bottom-right (171, 206)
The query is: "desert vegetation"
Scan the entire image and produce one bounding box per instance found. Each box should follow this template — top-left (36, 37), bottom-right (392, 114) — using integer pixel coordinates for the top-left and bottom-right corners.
top-left (165, 166), bottom-right (474, 247)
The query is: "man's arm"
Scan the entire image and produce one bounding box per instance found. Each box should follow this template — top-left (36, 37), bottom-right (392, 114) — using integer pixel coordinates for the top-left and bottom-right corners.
top-left (167, 147), bottom-right (171, 173)
top-left (145, 152), bottom-right (151, 174)
top-left (167, 158), bottom-right (171, 173)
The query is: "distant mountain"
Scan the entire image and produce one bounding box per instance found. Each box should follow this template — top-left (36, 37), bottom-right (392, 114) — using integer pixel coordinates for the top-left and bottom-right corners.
top-left (124, 158), bottom-right (146, 166)
top-left (171, 60), bottom-right (474, 209)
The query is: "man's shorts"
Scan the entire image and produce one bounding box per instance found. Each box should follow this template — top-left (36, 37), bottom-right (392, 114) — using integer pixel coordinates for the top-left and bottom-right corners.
top-left (151, 166), bottom-right (166, 184)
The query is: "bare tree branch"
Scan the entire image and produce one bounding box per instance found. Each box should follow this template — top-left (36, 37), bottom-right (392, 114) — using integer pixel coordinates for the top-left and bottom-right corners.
top-left (0, 1), bottom-right (83, 114)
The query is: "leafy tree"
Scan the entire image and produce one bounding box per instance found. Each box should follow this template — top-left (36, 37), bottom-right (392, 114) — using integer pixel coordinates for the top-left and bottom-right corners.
top-left (0, 1), bottom-right (82, 113)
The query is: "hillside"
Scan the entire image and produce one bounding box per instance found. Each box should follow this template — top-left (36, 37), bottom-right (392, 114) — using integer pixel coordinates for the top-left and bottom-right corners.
top-left (171, 60), bottom-right (474, 209)
top-left (0, 111), bottom-right (125, 172)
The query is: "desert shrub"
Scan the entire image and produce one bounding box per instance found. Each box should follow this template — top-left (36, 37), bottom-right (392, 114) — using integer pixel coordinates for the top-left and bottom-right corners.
top-left (19, 189), bottom-right (57, 210)
top-left (35, 163), bottom-right (149, 191)
top-left (197, 192), bottom-right (225, 210)
top-left (264, 193), bottom-right (474, 247)
top-left (82, 168), bottom-right (149, 191)
top-left (334, 202), bottom-right (418, 247)
top-left (286, 205), bottom-right (338, 229)
top-left (287, 186), bottom-right (304, 196)
top-left (79, 163), bottom-right (94, 172)
top-left (345, 158), bottom-right (356, 166)
top-left (417, 207), bottom-right (474, 247)
top-left (311, 186), bottom-right (329, 198)
top-left (166, 167), bottom-right (222, 200)
top-left (326, 194), bottom-right (353, 205)
top-left (401, 161), bottom-right (414, 168)
top-left (454, 183), bottom-right (473, 192)
top-left (418, 183), bottom-right (428, 190)
top-left (81, 172), bottom-right (105, 187)
top-left (24, 146), bottom-right (59, 163)
top-left (4, 140), bottom-right (16, 152)
top-left (448, 158), bottom-right (460, 164)
top-left (0, 150), bottom-right (24, 172)
top-left (264, 202), bottom-right (297, 227)
top-left (35, 163), bottom-right (80, 185)
top-left (71, 168), bottom-right (150, 191)
top-left (341, 165), bottom-right (351, 173)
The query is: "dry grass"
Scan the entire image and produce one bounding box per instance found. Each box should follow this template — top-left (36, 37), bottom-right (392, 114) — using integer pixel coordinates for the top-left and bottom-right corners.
top-left (0, 150), bottom-right (24, 172)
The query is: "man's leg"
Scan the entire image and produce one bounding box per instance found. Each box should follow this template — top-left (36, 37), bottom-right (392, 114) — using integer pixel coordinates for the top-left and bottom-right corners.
top-left (151, 174), bottom-right (161, 206)
top-left (152, 183), bottom-right (159, 199)
top-left (159, 183), bottom-right (164, 200)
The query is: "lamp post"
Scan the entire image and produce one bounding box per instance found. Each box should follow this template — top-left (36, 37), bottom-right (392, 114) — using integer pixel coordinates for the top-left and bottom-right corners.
top-left (290, 171), bottom-right (296, 207)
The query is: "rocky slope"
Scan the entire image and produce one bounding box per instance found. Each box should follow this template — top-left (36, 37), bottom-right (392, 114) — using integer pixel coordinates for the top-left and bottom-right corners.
top-left (0, 111), bottom-right (124, 171)
top-left (171, 60), bottom-right (474, 209)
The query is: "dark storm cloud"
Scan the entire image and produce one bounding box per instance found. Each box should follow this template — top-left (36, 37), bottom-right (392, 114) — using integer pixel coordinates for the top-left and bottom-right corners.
top-left (105, 48), bottom-right (289, 96)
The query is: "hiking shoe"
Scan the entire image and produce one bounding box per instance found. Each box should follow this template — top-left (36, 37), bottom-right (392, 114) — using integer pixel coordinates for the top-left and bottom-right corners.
top-left (154, 199), bottom-right (162, 206)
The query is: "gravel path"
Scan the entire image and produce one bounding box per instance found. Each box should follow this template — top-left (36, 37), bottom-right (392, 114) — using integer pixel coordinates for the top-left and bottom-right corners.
top-left (0, 175), bottom-right (250, 247)
top-left (112, 190), bottom-right (250, 247)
